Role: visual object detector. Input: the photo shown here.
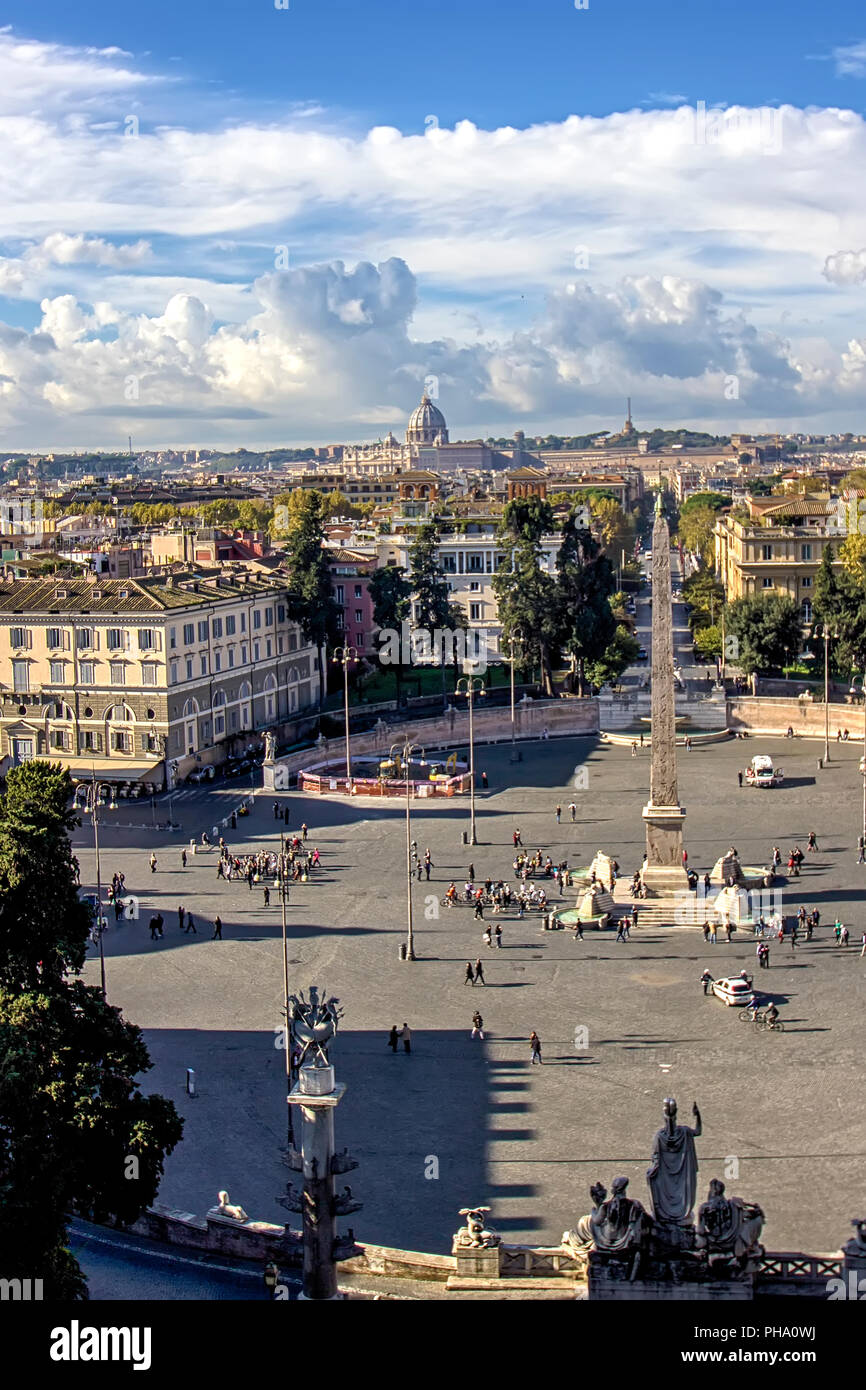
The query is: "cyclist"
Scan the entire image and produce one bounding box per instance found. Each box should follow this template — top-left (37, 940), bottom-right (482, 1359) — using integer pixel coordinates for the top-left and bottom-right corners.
top-left (446, 882), bottom-right (458, 904)
top-left (764, 1002), bottom-right (779, 1027)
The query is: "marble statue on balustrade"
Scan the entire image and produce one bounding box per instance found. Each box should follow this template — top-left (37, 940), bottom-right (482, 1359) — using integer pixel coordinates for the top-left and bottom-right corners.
top-left (563, 1177), bottom-right (651, 1278)
top-left (695, 1179), bottom-right (764, 1276)
top-left (456, 1207), bottom-right (500, 1249)
top-left (646, 1097), bottom-right (701, 1241)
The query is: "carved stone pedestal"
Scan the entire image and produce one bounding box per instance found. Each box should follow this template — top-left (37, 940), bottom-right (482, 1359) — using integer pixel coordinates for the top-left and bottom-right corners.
top-left (452, 1241), bottom-right (502, 1280)
top-left (589, 1268), bottom-right (754, 1301)
top-left (641, 804), bottom-right (689, 896)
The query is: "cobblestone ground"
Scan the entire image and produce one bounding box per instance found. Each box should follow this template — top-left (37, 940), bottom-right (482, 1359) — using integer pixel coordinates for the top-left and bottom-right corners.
top-left (75, 733), bottom-right (866, 1257)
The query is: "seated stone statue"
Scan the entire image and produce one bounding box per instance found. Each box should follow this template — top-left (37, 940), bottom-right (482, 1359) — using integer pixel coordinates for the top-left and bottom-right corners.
top-left (564, 1177), bottom-right (650, 1259)
top-left (696, 1179), bottom-right (764, 1269)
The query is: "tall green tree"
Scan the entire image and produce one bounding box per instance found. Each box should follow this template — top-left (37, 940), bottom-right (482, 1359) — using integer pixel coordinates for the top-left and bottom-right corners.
top-left (369, 563), bottom-right (412, 701)
top-left (278, 490), bottom-right (341, 707)
top-left (0, 763), bottom-right (183, 1299)
top-left (492, 499), bottom-right (561, 697)
top-left (408, 519), bottom-right (455, 706)
top-left (724, 593), bottom-right (803, 675)
top-left (555, 510), bottom-right (617, 694)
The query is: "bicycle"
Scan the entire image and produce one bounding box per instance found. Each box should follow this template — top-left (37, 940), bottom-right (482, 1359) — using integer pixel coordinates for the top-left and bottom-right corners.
top-left (755, 1015), bottom-right (784, 1032)
top-left (738, 1006), bottom-right (766, 1023)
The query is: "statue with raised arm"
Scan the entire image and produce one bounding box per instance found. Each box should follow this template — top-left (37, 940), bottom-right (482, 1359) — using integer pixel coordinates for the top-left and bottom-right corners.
top-left (264, 729), bottom-right (277, 763)
top-left (646, 1097), bottom-right (701, 1227)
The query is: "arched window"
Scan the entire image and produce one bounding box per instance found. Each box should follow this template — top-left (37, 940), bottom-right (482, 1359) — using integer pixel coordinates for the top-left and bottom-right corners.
top-left (213, 689), bottom-right (227, 738)
top-left (239, 680), bottom-right (252, 731)
top-left (263, 672), bottom-right (277, 720)
top-left (105, 703), bottom-right (134, 722)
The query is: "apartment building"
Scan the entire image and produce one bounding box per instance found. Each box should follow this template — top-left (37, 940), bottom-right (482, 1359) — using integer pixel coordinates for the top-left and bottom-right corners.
top-left (380, 520), bottom-right (564, 662)
top-left (327, 548), bottom-right (377, 655)
top-left (714, 497), bottom-right (846, 624)
top-left (0, 569), bottom-right (319, 785)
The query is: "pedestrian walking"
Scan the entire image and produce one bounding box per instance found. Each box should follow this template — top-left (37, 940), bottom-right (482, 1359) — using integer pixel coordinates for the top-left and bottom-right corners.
top-left (702, 921), bottom-right (710, 942)
top-left (631, 741), bottom-right (637, 757)
top-left (555, 804), bottom-right (562, 823)
top-left (737, 770), bottom-right (743, 788)
top-left (494, 924), bottom-right (502, 948)
top-left (474, 899), bottom-right (485, 921)
top-left (474, 958), bottom-right (485, 985)
top-left (263, 886), bottom-right (270, 907)
top-left (149, 852), bottom-right (157, 874)
top-left (401, 1023), bottom-right (412, 1054)
top-left (468, 863), bottom-right (475, 882)
top-left (682, 849), bottom-right (688, 868)
top-left (471, 1011), bottom-right (484, 1039)
top-left (569, 802), bottom-right (577, 822)
top-left (807, 831), bottom-right (818, 853)
top-left (858, 835), bottom-right (866, 864)
top-left (301, 822), bottom-right (308, 841)
top-left (184, 913), bottom-right (196, 934)
top-left (273, 801), bottom-right (280, 820)
top-left (149, 915), bottom-right (160, 941)
top-left (615, 918), bottom-right (627, 943)
top-left (701, 969), bottom-right (713, 994)
top-left (178, 905), bottom-right (185, 931)
top-left (181, 849), bottom-right (187, 869)
top-left (860, 932), bottom-right (866, 957)
top-left (841, 926), bottom-right (849, 947)
top-left (283, 806), bottom-right (290, 825)
top-left (573, 920), bottom-right (584, 941)
top-left (217, 859), bottom-right (225, 880)
top-left (213, 915), bottom-right (222, 940)
top-left (834, 920), bottom-right (843, 945)
top-left (529, 1031), bottom-right (542, 1065)
top-left (481, 771), bottom-right (488, 789)
top-left (710, 922), bottom-right (717, 944)
top-left (513, 829), bottom-right (522, 847)
top-left (387, 1025), bottom-right (399, 1052)
top-left (465, 962), bottom-right (475, 986)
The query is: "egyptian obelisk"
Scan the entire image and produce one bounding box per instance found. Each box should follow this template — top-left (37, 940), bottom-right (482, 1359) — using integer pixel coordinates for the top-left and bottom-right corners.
top-left (641, 493), bottom-right (689, 895)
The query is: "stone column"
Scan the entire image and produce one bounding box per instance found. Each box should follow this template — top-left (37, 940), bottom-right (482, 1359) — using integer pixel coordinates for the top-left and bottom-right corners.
top-left (642, 499), bottom-right (689, 896)
top-left (286, 1064), bottom-right (360, 1300)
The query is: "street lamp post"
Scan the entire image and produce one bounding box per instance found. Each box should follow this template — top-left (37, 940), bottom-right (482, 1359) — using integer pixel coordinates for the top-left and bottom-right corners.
top-left (76, 771), bottom-right (117, 996)
top-left (505, 633), bottom-right (524, 755)
top-left (815, 623), bottom-right (838, 764)
top-left (389, 740), bottom-right (417, 961)
top-left (278, 833), bottom-right (295, 1148)
top-left (455, 676), bottom-right (485, 846)
top-left (331, 647), bottom-right (358, 790)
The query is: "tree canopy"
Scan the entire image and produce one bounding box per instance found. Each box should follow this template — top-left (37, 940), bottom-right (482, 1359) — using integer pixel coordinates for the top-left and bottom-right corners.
top-left (0, 763), bottom-right (183, 1298)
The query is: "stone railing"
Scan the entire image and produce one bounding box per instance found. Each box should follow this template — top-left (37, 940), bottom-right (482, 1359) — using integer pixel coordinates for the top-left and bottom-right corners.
top-left (728, 695), bottom-right (866, 739)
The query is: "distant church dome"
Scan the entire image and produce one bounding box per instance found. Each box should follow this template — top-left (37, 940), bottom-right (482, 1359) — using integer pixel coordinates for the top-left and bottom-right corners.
top-left (406, 393), bottom-right (449, 446)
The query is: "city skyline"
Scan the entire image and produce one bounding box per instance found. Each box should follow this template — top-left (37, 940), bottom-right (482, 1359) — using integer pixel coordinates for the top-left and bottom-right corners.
top-left (1, 2), bottom-right (866, 448)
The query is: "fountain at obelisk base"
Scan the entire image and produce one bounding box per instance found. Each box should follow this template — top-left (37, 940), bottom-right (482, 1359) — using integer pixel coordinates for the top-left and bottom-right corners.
top-left (641, 495), bottom-right (690, 897)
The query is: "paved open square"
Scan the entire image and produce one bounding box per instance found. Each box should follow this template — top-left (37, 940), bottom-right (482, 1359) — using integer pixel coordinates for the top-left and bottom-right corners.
top-left (76, 733), bottom-right (866, 1258)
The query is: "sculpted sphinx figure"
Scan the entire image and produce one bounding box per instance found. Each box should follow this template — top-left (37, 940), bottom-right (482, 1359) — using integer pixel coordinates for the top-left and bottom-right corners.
top-left (696, 1179), bottom-right (764, 1274)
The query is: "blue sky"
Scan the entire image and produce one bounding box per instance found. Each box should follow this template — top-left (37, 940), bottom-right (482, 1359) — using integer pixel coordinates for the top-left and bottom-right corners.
top-left (8, 0), bottom-right (866, 128)
top-left (0, 2), bottom-right (865, 448)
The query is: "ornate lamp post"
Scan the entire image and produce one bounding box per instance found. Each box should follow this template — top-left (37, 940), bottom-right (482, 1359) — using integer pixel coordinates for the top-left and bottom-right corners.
top-left (455, 675), bottom-right (485, 846)
top-left (278, 833), bottom-right (295, 1149)
top-left (73, 771), bottom-right (117, 996)
top-left (331, 646), bottom-right (357, 789)
top-left (814, 623), bottom-right (838, 764)
top-left (504, 632), bottom-right (525, 756)
top-left (389, 739), bottom-right (417, 961)
top-left (851, 670), bottom-right (866, 856)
